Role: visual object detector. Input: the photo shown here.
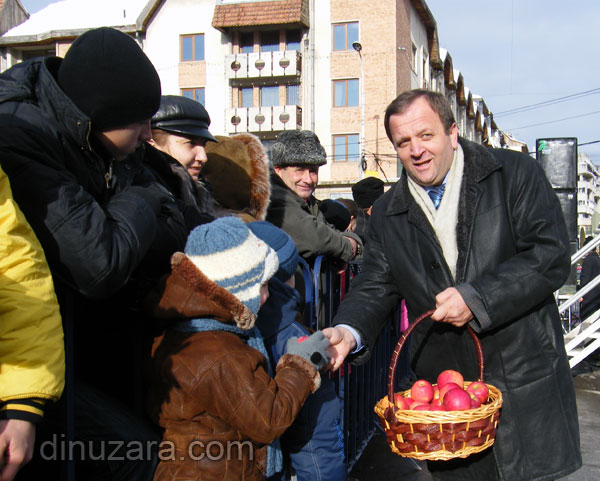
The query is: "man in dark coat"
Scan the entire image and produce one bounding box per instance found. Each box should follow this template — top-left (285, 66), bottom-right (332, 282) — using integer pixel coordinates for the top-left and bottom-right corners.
top-left (324, 90), bottom-right (581, 481)
top-left (351, 176), bottom-right (384, 243)
top-left (266, 130), bottom-right (362, 266)
top-left (0, 27), bottom-right (187, 480)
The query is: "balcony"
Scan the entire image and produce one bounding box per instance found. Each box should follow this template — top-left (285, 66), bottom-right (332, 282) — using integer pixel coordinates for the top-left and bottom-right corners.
top-left (226, 50), bottom-right (301, 80)
top-left (225, 105), bottom-right (302, 135)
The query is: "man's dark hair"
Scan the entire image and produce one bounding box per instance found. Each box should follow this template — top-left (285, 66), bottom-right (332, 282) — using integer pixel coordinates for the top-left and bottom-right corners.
top-left (384, 89), bottom-right (456, 142)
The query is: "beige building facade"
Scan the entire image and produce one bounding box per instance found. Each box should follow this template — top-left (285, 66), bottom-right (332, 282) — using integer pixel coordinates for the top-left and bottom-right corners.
top-left (0, 0), bottom-right (523, 200)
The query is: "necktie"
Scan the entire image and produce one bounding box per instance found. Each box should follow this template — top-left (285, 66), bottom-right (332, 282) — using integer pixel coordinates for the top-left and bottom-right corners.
top-left (428, 184), bottom-right (446, 209)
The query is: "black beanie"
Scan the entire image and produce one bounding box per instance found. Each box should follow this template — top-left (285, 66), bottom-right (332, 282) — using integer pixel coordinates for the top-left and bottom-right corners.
top-left (352, 177), bottom-right (384, 208)
top-left (58, 27), bottom-right (161, 130)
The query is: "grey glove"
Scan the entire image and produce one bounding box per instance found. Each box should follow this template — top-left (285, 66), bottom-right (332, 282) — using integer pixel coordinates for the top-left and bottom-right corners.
top-left (285, 331), bottom-right (331, 372)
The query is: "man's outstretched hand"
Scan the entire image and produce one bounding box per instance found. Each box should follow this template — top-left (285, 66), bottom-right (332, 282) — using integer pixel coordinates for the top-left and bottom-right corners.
top-left (322, 326), bottom-right (357, 371)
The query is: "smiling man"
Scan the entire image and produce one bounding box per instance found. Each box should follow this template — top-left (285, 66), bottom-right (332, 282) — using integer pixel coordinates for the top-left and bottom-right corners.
top-left (266, 130), bottom-right (361, 266)
top-left (324, 89), bottom-right (581, 481)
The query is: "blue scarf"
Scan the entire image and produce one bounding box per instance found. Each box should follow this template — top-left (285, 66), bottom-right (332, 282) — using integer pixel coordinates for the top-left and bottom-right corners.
top-left (174, 318), bottom-right (283, 477)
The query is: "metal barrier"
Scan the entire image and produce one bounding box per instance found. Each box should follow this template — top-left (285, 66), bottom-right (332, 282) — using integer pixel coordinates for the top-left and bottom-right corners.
top-left (304, 256), bottom-right (404, 472)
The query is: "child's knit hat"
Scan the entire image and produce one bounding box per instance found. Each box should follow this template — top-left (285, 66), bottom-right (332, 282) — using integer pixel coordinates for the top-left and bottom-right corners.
top-left (247, 221), bottom-right (299, 283)
top-left (184, 216), bottom-right (278, 316)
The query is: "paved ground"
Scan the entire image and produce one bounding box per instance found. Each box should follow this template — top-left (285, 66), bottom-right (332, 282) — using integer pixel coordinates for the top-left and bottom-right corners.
top-left (349, 363), bottom-right (600, 481)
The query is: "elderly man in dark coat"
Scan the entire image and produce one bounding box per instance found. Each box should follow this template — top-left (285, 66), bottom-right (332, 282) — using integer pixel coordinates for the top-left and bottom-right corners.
top-left (266, 130), bottom-right (362, 266)
top-left (324, 90), bottom-right (581, 481)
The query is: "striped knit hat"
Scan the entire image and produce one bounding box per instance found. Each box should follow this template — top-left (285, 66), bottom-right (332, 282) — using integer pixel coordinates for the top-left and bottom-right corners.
top-left (184, 216), bottom-right (279, 317)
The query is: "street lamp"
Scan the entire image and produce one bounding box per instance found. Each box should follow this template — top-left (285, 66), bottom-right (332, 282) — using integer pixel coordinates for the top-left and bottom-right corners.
top-left (352, 41), bottom-right (367, 176)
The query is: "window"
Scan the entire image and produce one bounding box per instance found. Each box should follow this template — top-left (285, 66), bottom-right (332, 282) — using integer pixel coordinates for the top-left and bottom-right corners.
top-left (181, 88), bottom-right (205, 105)
top-left (260, 31), bottom-right (280, 52)
top-left (180, 34), bottom-right (205, 62)
top-left (286, 30), bottom-right (301, 51)
top-left (333, 22), bottom-right (358, 51)
top-left (260, 86), bottom-right (279, 107)
top-left (333, 134), bottom-right (360, 162)
top-left (333, 79), bottom-right (359, 107)
top-left (287, 84), bottom-right (300, 105)
top-left (240, 87), bottom-right (253, 108)
top-left (240, 32), bottom-right (254, 53)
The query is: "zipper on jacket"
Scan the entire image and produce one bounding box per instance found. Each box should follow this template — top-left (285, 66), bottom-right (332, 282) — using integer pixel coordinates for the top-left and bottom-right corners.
top-left (105, 161), bottom-right (113, 190)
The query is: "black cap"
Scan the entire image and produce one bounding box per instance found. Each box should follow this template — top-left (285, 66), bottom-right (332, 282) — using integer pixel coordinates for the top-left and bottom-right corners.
top-left (352, 177), bottom-right (384, 208)
top-left (151, 95), bottom-right (216, 142)
top-left (320, 199), bottom-right (351, 231)
top-left (58, 27), bottom-right (161, 130)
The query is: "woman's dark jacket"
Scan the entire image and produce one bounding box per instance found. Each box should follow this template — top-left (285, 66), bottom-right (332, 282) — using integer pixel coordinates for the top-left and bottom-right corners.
top-left (334, 138), bottom-right (581, 481)
top-left (0, 57), bottom-right (188, 397)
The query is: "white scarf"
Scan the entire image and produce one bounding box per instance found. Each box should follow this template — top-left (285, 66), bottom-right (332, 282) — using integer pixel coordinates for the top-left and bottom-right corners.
top-left (407, 145), bottom-right (464, 280)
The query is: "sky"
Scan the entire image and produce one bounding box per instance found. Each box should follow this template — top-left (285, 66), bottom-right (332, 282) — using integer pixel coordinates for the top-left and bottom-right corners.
top-left (19, 0), bottom-right (600, 161)
top-left (426, 0), bottom-right (600, 162)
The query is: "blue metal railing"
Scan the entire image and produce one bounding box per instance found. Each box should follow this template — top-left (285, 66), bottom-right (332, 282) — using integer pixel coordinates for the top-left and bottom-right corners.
top-left (303, 256), bottom-right (402, 471)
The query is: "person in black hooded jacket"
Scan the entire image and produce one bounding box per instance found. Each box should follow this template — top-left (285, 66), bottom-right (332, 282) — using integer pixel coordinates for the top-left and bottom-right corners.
top-left (0, 27), bottom-right (187, 481)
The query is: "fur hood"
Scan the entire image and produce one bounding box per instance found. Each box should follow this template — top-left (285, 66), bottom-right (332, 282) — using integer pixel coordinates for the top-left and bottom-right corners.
top-left (150, 252), bottom-right (255, 329)
top-left (203, 133), bottom-right (271, 221)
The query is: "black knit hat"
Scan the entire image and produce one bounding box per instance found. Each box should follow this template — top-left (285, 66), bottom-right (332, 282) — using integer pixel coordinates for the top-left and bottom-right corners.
top-left (320, 199), bottom-right (351, 231)
top-left (58, 27), bottom-right (161, 130)
top-left (352, 177), bottom-right (384, 208)
top-left (152, 95), bottom-right (216, 142)
top-left (270, 130), bottom-right (327, 167)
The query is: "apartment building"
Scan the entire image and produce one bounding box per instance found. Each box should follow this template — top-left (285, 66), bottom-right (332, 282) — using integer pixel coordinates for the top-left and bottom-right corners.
top-left (578, 152), bottom-right (600, 239)
top-left (0, 0), bottom-right (517, 198)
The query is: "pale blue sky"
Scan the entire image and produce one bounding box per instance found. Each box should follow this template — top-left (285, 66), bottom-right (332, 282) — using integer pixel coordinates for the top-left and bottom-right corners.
top-left (427, 0), bottom-right (600, 161)
top-left (20, 0), bottom-right (600, 160)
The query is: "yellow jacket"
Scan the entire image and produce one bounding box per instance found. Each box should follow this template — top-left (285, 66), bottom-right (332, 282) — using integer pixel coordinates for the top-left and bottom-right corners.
top-left (0, 167), bottom-right (65, 422)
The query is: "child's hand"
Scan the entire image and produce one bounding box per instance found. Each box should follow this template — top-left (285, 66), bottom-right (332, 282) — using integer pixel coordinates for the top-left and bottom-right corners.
top-left (285, 331), bottom-right (331, 372)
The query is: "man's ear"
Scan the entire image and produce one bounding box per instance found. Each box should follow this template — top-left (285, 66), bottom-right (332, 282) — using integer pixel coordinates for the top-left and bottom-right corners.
top-left (147, 138), bottom-right (157, 147)
top-left (449, 123), bottom-right (459, 150)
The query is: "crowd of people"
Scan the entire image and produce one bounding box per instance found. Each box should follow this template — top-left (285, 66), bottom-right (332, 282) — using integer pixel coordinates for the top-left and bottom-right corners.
top-left (0, 26), bottom-right (582, 481)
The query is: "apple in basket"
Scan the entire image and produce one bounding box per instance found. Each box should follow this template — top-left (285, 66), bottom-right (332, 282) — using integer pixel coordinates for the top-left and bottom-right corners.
top-left (466, 381), bottom-right (489, 404)
top-left (468, 392), bottom-right (482, 409)
top-left (439, 382), bottom-right (463, 402)
top-left (437, 369), bottom-right (464, 389)
top-left (393, 393), bottom-right (410, 410)
top-left (410, 380), bottom-right (434, 403)
top-left (409, 400), bottom-right (430, 410)
top-left (442, 387), bottom-right (472, 411)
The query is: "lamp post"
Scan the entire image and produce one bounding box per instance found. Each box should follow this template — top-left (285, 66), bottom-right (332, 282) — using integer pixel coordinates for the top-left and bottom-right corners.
top-left (352, 41), bottom-right (367, 177)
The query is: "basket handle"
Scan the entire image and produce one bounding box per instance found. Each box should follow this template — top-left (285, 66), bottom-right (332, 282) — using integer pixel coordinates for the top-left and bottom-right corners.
top-left (387, 309), bottom-right (485, 404)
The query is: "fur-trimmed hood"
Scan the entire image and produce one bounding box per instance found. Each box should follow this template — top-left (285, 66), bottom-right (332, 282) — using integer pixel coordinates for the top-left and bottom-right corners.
top-left (151, 252), bottom-right (256, 329)
top-left (203, 133), bottom-right (271, 221)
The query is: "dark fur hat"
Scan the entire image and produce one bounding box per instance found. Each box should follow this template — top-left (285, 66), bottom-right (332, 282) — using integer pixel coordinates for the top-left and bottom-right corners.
top-left (269, 130), bottom-right (327, 167)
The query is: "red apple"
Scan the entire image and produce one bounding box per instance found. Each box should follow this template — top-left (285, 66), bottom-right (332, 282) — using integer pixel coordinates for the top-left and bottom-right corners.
top-left (394, 393), bottom-right (410, 410)
top-left (437, 369), bottom-right (464, 389)
top-left (432, 385), bottom-right (440, 400)
top-left (466, 381), bottom-right (489, 404)
top-left (439, 382), bottom-right (462, 402)
top-left (431, 398), bottom-right (445, 410)
top-left (442, 388), bottom-right (472, 411)
top-left (410, 380), bottom-right (434, 403)
top-left (409, 400), bottom-right (429, 410)
top-left (468, 392), bottom-right (482, 409)
top-left (412, 403), bottom-right (431, 411)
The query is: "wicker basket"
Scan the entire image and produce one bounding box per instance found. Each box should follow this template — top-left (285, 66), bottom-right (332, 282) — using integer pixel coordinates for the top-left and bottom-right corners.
top-left (374, 310), bottom-right (503, 461)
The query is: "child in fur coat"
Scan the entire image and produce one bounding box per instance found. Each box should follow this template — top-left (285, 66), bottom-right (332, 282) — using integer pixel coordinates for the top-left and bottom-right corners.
top-left (147, 216), bottom-right (330, 481)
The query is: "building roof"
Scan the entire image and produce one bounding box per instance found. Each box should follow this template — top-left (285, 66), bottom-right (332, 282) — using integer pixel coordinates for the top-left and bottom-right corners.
top-left (212, 0), bottom-right (309, 30)
top-left (2, 0), bottom-right (148, 40)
